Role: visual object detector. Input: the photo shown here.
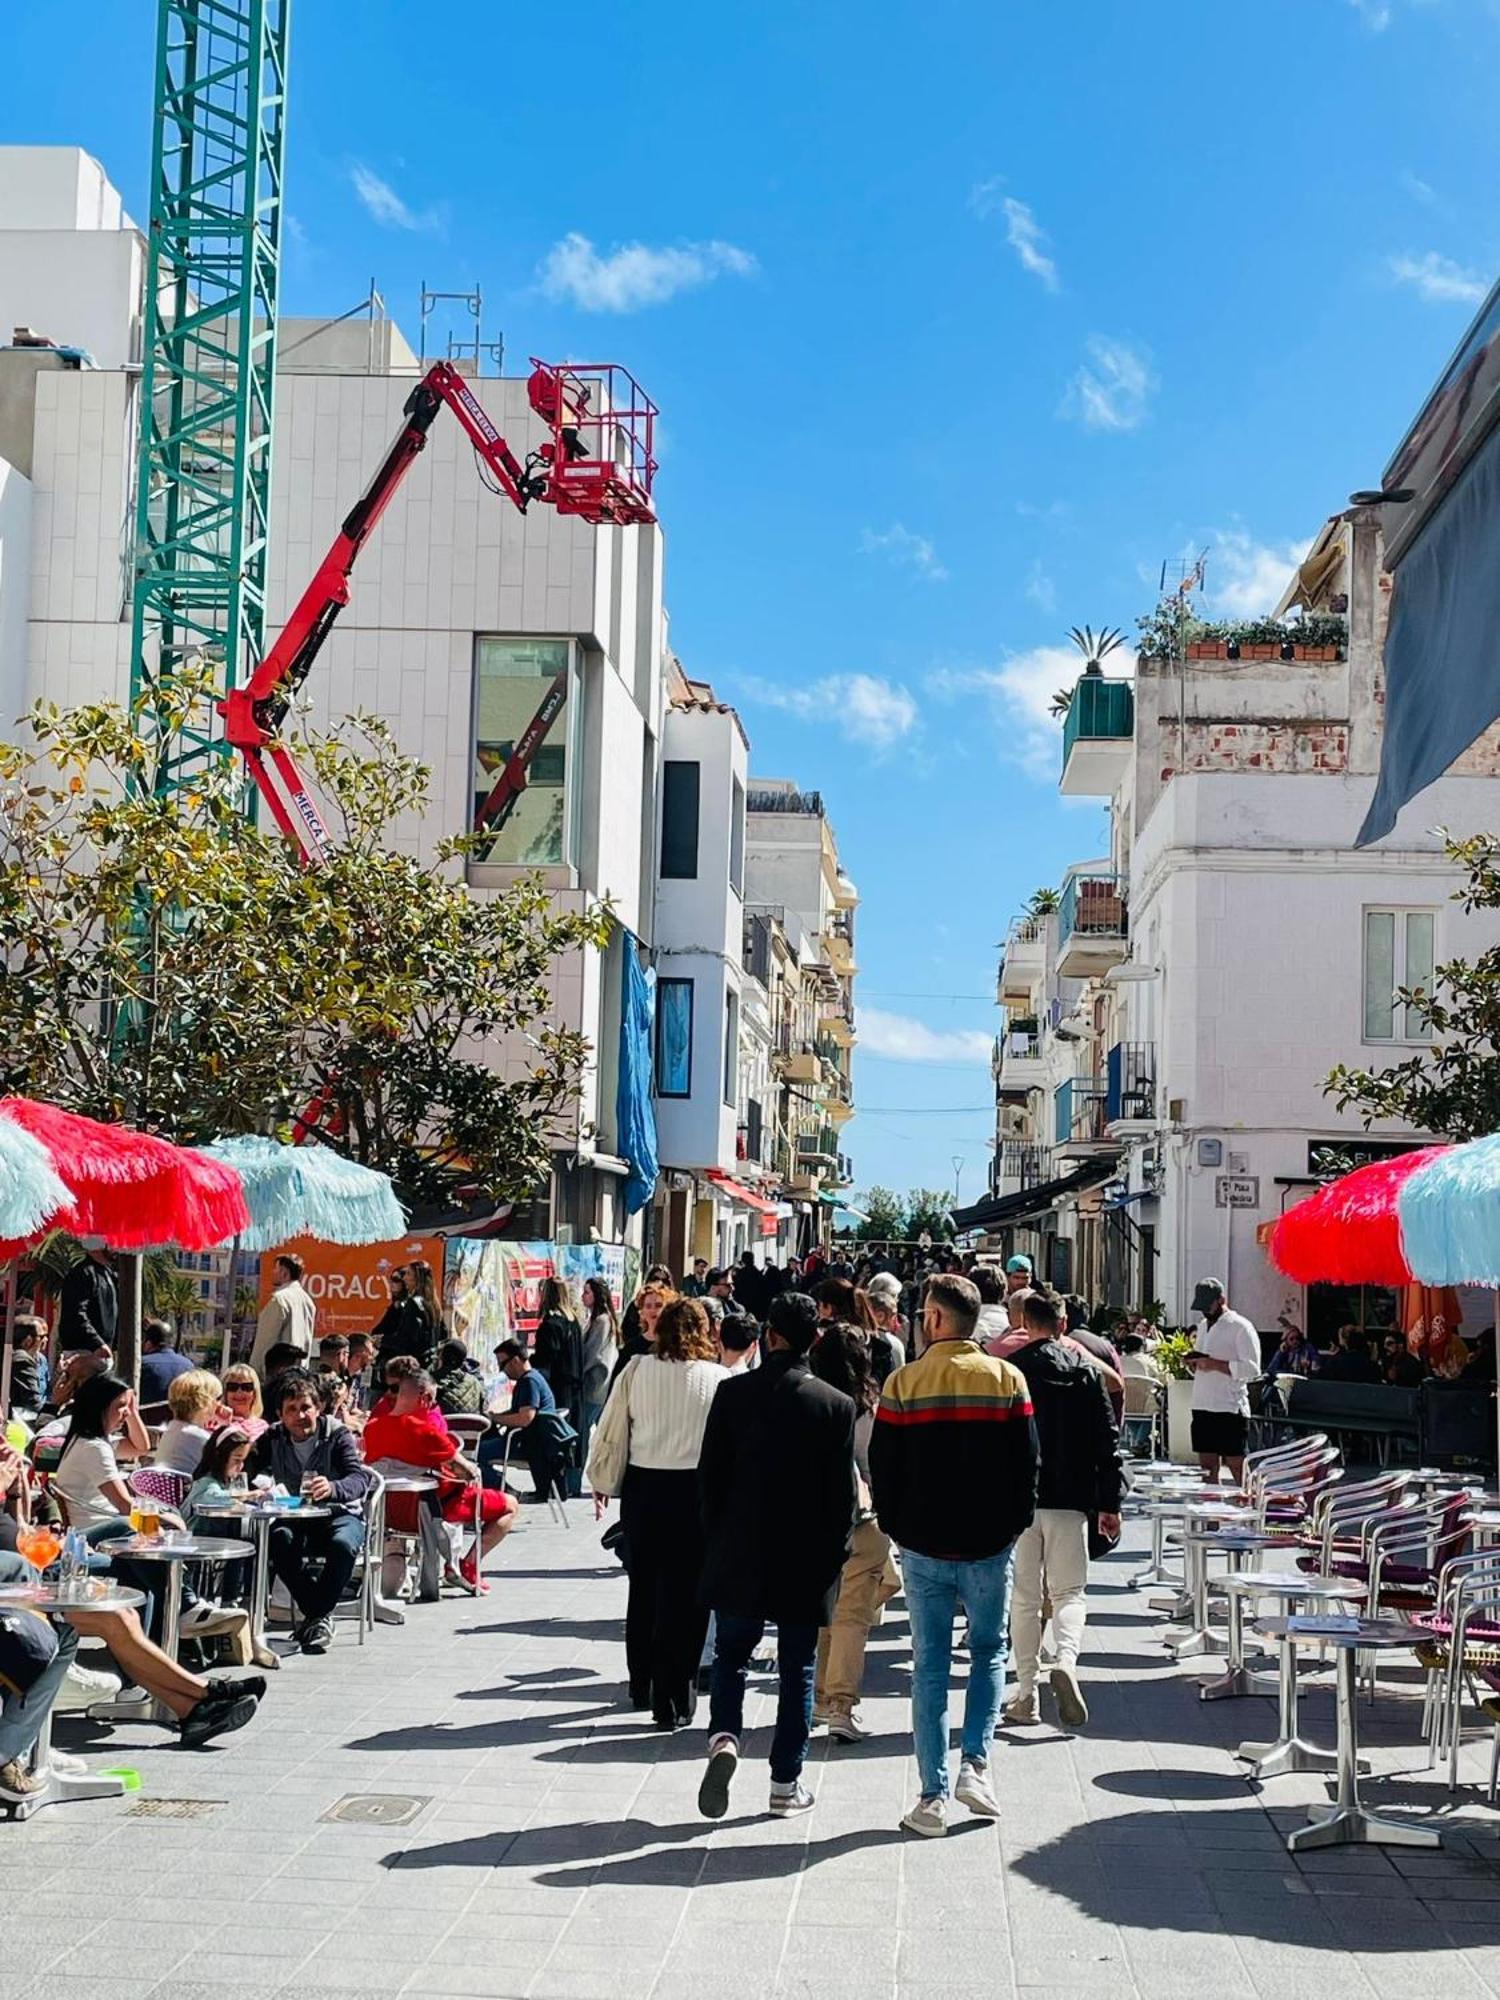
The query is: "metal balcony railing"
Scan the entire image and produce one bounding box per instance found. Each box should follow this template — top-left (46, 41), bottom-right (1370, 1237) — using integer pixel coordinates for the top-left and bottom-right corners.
top-left (997, 1140), bottom-right (1050, 1189)
top-left (1058, 872), bottom-right (1126, 948)
top-left (1106, 1041), bottom-right (1156, 1123)
top-left (1054, 1079), bottom-right (1110, 1146)
top-left (1061, 675), bottom-right (1134, 768)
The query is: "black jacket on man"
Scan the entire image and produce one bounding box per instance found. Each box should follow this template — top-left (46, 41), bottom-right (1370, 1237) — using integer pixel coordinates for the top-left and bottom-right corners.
top-left (247, 1416), bottom-right (374, 1514)
top-left (58, 1257), bottom-right (117, 1352)
top-left (698, 1351), bottom-right (857, 1628)
top-left (1009, 1337), bottom-right (1124, 1516)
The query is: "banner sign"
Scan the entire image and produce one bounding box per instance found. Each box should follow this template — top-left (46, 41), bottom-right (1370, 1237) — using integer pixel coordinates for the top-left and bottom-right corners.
top-left (443, 1238), bottom-right (639, 1356)
top-left (256, 1233), bottom-right (443, 1340)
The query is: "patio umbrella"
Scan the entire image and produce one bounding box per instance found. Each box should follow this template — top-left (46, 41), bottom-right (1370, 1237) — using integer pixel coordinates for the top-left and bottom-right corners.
top-left (0, 1115), bottom-right (70, 1244)
top-left (203, 1135), bottom-right (406, 1249)
top-left (1267, 1148), bottom-right (1444, 1287)
top-left (0, 1098), bottom-right (250, 1255)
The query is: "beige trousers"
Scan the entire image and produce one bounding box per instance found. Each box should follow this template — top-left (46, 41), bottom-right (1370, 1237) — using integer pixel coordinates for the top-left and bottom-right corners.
top-left (1010, 1507), bottom-right (1089, 1693)
top-left (815, 1518), bottom-right (901, 1709)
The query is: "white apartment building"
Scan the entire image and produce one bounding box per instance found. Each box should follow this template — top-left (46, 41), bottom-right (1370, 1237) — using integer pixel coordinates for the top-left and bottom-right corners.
top-left (973, 504), bottom-right (1500, 1342)
top-left (0, 146), bottom-right (664, 1249)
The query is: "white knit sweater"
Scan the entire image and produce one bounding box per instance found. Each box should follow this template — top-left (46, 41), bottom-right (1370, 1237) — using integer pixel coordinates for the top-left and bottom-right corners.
top-left (624, 1355), bottom-right (727, 1471)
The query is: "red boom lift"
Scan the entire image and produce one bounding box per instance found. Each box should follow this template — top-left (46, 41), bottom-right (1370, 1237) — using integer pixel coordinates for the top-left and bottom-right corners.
top-left (222, 358), bottom-right (657, 864)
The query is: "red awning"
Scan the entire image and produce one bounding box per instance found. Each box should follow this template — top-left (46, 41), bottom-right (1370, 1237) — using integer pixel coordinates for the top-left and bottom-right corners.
top-left (703, 1169), bottom-right (781, 1221)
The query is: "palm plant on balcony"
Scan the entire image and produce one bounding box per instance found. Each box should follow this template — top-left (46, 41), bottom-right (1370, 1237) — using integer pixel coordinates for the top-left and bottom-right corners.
top-left (1068, 625), bottom-right (1126, 676)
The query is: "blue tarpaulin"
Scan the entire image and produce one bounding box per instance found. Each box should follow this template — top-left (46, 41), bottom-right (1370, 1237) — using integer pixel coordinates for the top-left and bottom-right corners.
top-left (1359, 427), bottom-right (1500, 846)
top-left (616, 936), bottom-right (659, 1216)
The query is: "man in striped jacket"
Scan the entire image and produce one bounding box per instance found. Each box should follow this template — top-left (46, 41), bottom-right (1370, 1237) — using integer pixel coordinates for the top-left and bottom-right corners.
top-left (869, 1271), bottom-right (1038, 1839)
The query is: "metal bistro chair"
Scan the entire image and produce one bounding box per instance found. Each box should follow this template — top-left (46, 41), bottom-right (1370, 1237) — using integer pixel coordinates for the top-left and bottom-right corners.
top-left (1414, 1549), bottom-right (1500, 1786)
top-left (491, 1425), bottom-right (571, 1529)
top-left (443, 1413), bottom-right (495, 1593)
top-left (1120, 1374), bottom-right (1164, 1461)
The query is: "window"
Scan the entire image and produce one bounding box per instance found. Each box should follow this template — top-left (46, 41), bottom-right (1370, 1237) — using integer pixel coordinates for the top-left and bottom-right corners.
top-left (660, 761), bottom-right (700, 879)
top-left (1363, 908), bottom-right (1435, 1042)
top-left (472, 637), bottom-right (577, 865)
top-left (729, 776), bottom-right (745, 897)
top-left (656, 978), bottom-right (694, 1098)
top-left (724, 989), bottom-right (739, 1106)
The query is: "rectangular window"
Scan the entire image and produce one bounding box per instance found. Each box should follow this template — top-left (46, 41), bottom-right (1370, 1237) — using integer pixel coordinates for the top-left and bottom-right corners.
top-left (1363, 908), bottom-right (1435, 1042)
top-left (660, 761), bottom-right (700, 879)
top-left (656, 978), bottom-right (694, 1098)
top-left (729, 776), bottom-right (745, 897)
top-left (472, 637), bottom-right (576, 865)
top-left (724, 989), bottom-right (739, 1106)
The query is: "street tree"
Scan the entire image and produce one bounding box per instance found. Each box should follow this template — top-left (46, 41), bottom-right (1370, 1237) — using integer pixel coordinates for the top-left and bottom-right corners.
top-left (1326, 832), bottom-right (1500, 1142)
top-left (904, 1188), bottom-right (956, 1242)
top-left (0, 678), bottom-right (608, 1211)
top-left (853, 1186), bottom-right (907, 1243)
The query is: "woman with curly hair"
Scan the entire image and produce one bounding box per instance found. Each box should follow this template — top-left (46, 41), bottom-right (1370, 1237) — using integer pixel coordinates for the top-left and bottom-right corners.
top-left (808, 1320), bottom-right (900, 1741)
top-left (587, 1295), bottom-right (726, 1729)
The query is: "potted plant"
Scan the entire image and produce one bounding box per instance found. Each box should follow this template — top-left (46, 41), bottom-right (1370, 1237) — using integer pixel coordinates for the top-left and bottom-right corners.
top-left (1152, 1327), bottom-right (1200, 1463)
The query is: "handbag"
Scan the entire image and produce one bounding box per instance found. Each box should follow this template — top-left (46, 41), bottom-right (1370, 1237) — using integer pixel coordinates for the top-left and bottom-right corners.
top-left (583, 1357), bottom-right (637, 1498)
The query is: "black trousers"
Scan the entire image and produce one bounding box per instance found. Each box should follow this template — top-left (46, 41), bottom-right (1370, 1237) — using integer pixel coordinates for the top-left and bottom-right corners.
top-left (621, 1465), bottom-right (707, 1726)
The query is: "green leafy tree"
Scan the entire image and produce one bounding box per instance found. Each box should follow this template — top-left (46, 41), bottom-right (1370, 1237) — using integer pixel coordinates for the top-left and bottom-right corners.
top-left (853, 1186), bottom-right (907, 1243)
top-left (143, 1252), bottom-right (203, 1328)
top-left (0, 677), bottom-right (608, 1209)
top-left (904, 1188), bottom-right (956, 1242)
top-left (1326, 833), bottom-right (1500, 1142)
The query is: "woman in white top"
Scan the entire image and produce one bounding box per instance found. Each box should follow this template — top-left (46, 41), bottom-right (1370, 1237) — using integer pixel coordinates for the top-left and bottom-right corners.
top-left (593, 1294), bottom-right (725, 1729)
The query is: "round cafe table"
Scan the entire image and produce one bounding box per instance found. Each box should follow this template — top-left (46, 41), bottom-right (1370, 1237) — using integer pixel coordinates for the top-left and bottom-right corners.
top-left (1253, 1615), bottom-right (1440, 1852)
top-left (1192, 1529), bottom-right (1291, 1701)
top-left (85, 1535), bottom-right (252, 1725)
top-left (0, 1580), bottom-right (145, 1819)
top-left (192, 1503), bottom-right (330, 1655)
top-left (1232, 1572), bottom-right (1368, 1779)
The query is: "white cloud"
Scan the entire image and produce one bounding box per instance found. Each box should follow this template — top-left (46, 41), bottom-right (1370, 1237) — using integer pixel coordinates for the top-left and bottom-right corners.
top-left (739, 672), bottom-right (918, 755)
top-left (1389, 250), bottom-right (1489, 304)
top-left (859, 1007), bottom-right (993, 1065)
top-left (1348, 0), bottom-right (1393, 26)
top-left (1204, 529), bottom-right (1310, 617)
top-left (1000, 197), bottom-right (1060, 291)
top-left (930, 643), bottom-right (1114, 782)
top-left (349, 163), bottom-right (442, 233)
top-left (1400, 170), bottom-right (1436, 204)
top-left (1024, 558), bottom-right (1057, 613)
top-left (859, 523), bottom-right (949, 583)
top-left (538, 232), bottom-right (756, 312)
top-left (1062, 335), bottom-right (1155, 432)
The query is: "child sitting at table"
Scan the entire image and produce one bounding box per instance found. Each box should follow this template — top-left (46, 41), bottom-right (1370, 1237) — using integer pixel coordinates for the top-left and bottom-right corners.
top-left (186, 1428), bottom-right (253, 1523)
top-left (156, 1370), bottom-right (229, 1477)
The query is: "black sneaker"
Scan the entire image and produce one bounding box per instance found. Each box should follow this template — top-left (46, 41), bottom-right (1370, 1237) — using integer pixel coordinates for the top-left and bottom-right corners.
top-left (299, 1617), bottom-right (334, 1655)
top-left (179, 1689), bottom-right (258, 1748)
top-left (208, 1673), bottom-right (267, 1703)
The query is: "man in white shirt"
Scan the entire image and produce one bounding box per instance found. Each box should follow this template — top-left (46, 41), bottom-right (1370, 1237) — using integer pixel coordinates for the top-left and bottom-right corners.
top-left (251, 1253), bottom-right (318, 1376)
top-left (1187, 1277), bottom-right (1262, 1485)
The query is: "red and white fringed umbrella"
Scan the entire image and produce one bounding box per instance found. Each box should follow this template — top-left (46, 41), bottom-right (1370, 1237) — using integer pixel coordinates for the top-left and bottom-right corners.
top-left (0, 1098), bottom-right (250, 1256)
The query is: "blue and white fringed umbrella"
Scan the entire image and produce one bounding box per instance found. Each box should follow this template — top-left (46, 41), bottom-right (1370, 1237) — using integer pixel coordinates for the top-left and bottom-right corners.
top-left (0, 1113), bottom-right (70, 1244)
top-left (204, 1136), bottom-right (407, 1251)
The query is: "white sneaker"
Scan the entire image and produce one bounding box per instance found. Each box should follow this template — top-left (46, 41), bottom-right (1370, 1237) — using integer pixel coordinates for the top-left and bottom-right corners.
top-left (180, 1600), bottom-right (246, 1638)
top-left (1002, 1687), bottom-right (1040, 1726)
top-left (46, 1749), bottom-right (89, 1777)
top-left (698, 1737), bottom-right (739, 1820)
top-left (55, 1662), bottom-right (122, 1711)
top-left (824, 1705), bottom-right (869, 1742)
top-left (769, 1780), bottom-right (814, 1816)
top-left (901, 1795), bottom-right (948, 1838)
top-left (955, 1759), bottom-right (1000, 1819)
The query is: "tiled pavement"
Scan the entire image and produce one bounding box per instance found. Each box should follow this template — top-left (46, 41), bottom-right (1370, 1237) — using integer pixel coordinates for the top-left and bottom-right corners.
top-left (8, 1505), bottom-right (1500, 1999)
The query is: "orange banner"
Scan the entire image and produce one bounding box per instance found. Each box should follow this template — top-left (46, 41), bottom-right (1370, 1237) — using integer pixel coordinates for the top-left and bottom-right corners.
top-left (257, 1234), bottom-right (444, 1340)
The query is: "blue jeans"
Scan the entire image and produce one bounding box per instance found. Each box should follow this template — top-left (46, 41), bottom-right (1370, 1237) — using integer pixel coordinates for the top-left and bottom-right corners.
top-left (902, 1545), bottom-right (1015, 1800)
top-left (268, 1513), bottom-right (364, 1623)
top-left (709, 1614), bottom-right (819, 1785)
top-left (0, 1550), bottom-right (78, 1768)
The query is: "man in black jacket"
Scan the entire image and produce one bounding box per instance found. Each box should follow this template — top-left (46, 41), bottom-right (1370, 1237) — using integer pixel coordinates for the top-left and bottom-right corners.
top-left (57, 1247), bottom-right (117, 1354)
top-left (696, 1290), bottom-right (857, 1821)
top-left (247, 1369), bottom-right (374, 1654)
top-left (1004, 1290), bottom-right (1123, 1731)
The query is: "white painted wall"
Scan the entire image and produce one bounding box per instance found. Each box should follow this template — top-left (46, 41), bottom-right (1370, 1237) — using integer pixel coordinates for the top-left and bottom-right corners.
top-left (0, 147), bottom-right (144, 369)
top-left (0, 452), bottom-right (30, 729)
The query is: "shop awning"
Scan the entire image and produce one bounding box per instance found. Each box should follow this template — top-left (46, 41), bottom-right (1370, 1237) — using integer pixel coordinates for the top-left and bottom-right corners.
top-left (950, 1157), bottom-right (1116, 1235)
top-left (703, 1169), bottom-right (783, 1235)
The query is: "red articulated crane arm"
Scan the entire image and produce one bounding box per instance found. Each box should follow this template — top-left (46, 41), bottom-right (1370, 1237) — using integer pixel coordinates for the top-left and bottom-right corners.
top-left (221, 362), bottom-right (545, 865)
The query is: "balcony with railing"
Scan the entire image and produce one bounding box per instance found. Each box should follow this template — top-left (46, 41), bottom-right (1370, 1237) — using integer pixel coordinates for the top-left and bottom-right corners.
top-left (822, 910), bottom-right (856, 976)
top-left (1056, 870), bottom-right (1127, 980)
top-left (737, 1097), bottom-right (765, 1165)
top-left (1060, 674), bottom-right (1134, 798)
top-left (819, 990), bottom-right (856, 1045)
top-left (1105, 1040), bottom-right (1157, 1128)
top-left (992, 1139), bottom-right (1051, 1197)
top-left (998, 913), bottom-right (1046, 1003)
top-left (1054, 1078), bottom-right (1113, 1156)
top-left (782, 1038), bottom-right (824, 1084)
top-left (993, 1020), bottom-right (1044, 1100)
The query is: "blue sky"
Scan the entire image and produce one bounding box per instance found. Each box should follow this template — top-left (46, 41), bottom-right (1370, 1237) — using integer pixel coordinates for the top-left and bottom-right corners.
top-left (5, 0), bottom-right (1499, 1209)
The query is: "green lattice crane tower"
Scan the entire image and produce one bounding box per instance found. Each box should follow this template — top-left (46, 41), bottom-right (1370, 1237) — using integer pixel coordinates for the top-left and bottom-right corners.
top-left (129, 0), bottom-right (289, 802)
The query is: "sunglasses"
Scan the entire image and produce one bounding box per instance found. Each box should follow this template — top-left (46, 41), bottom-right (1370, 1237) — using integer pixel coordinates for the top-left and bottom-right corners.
top-left (225, 1383), bottom-right (255, 1394)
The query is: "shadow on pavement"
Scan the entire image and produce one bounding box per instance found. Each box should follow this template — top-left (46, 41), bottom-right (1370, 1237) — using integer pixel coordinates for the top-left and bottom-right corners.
top-left (386, 1816), bottom-right (928, 1884)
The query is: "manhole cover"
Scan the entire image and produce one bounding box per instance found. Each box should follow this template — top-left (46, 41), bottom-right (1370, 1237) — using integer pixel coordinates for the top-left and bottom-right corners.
top-left (125, 1798), bottom-right (224, 1819)
top-left (321, 1793), bottom-right (430, 1826)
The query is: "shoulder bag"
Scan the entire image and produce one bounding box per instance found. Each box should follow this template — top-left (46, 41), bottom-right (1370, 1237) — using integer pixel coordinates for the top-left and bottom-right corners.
top-left (583, 1356), bottom-right (638, 1498)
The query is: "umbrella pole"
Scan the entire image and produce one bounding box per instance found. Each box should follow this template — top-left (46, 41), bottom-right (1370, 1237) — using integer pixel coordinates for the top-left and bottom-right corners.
top-left (0, 1264), bottom-right (15, 1420)
top-left (220, 1234), bottom-right (240, 1376)
top-left (117, 1249), bottom-right (143, 1396)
